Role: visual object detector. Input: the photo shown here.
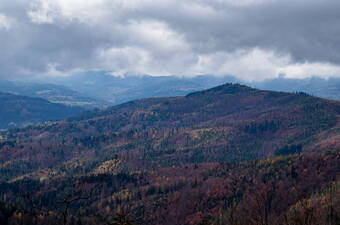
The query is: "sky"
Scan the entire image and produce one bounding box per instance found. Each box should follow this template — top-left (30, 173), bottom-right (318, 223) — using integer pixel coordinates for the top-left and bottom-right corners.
top-left (1, 0), bottom-right (340, 81)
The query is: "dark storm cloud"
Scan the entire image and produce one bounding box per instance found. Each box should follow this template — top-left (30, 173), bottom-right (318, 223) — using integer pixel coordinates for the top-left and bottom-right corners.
top-left (0, 0), bottom-right (340, 80)
top-left (139, 0), bottom-right (340, 63)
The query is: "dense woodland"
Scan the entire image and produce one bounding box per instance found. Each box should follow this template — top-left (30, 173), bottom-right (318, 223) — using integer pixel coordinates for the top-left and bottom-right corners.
top-left (0, 84), bottom-right (339, 224)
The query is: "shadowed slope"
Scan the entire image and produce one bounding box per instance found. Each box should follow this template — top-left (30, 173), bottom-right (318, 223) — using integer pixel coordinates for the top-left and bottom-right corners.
top-left (0, 92), bottom-right (83, 130)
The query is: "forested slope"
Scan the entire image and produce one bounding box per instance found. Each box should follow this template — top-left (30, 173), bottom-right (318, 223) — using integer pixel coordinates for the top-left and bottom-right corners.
top-left (1, 83), bottom-right (339, 179)
top-left (0, 83), bottom-right (339, 225)
top-left (0, 92), bottom-right (83, 130)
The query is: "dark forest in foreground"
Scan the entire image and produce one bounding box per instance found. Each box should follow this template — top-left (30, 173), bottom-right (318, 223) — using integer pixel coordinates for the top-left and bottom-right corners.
top-left (0, 84), bottom-right (339, 225)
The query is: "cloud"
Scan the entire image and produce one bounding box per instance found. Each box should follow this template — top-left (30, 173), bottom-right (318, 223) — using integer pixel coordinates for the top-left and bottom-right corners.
top-left (27, 0), bottom-right (110, 25)
top-left (0, 14), bottom-right (12, 30)
top-left (0, 0), bottom-right (340, 80)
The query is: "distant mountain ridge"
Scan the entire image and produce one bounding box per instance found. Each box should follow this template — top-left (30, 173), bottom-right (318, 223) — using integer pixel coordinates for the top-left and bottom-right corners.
top-left (26, 72), bottom-right (340, 104)
top-left (13, 73), bottom-right (340, 108)
top-left (27, 73), bottom-right (237, 104)
top-left (0, 92), bottom-right (84, 129)
top-left (0, 80), bottom-right (107, 109)
top-left (251, 76), bottom-right (340, 101)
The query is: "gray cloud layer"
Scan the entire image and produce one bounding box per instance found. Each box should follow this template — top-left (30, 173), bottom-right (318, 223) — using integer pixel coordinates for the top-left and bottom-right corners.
top-left (1, 0), bottom-right (340, 80)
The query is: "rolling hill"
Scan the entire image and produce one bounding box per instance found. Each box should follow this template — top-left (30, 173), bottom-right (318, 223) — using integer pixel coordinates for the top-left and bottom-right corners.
top-left (0, 83), bottom-right (339, 225)
top-left (0, 92), bottom-right (84, 130)
top-left (0, 83), bottom-right (339, 178)
top-left (0, 80), bottom-right (107, 109)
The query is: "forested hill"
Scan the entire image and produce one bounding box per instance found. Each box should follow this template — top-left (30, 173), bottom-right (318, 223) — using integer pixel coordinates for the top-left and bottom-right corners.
top-left (1, 83), bottom-right (339, 178)
top-left (0, 83), bottom-right (339, 225)
top-left (0, 92), bottom-right (83, 129)
top-left (0, 80), bottom-right (106, 108)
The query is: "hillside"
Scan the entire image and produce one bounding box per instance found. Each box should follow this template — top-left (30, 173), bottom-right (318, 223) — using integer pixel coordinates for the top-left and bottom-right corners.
top-left (0, 92), bottom-right (84, 130)
top-left (0, 148), bottom-right (339, 225)
top-left (0, 83), bottom-right (339, 179)
top-left (0, 80), bottom-right (106, 109)
top-left (0, 83), bottom-right (339, 225)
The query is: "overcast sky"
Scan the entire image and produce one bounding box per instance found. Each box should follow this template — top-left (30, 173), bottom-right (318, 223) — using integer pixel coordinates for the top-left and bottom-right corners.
top-left (0, 0), bottom-right (340, 81)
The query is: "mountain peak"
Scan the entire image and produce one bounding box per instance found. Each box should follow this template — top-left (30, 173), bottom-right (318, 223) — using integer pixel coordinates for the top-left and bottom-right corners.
top-left (186, 83), bottom-right (256, 97)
